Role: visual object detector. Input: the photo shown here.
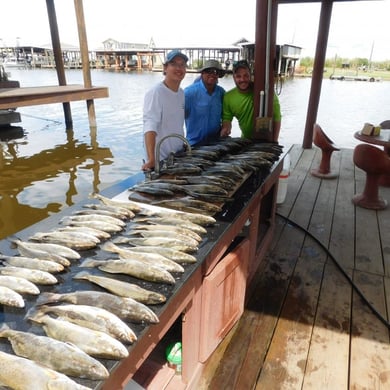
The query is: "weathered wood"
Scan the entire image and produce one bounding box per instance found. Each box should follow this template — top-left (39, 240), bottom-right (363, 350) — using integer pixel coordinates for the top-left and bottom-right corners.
top-left (350, 270), bottom-right (390, 389)
top-left (303, 261), bottom-right (351, 388)
top-left (0, 85), bottom-right (108, 110)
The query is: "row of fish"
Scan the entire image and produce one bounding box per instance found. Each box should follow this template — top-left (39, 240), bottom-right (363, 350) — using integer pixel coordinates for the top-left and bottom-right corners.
top-left (0, 192), bottom-right (217, 388)
top-left (129, 138), bottom-right (283, 210)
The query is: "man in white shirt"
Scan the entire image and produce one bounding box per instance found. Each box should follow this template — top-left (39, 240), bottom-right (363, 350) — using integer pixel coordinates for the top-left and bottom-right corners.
top-left (142, 50), bottom-right (188, 171)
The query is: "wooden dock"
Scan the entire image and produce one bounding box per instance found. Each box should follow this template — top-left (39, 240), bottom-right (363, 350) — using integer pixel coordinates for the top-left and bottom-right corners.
top-left (197, 144), bottom-right (390, 389)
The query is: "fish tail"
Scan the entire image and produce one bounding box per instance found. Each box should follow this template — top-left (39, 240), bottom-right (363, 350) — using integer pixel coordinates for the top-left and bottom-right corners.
top-left (24, 306), bottom-right (44, 323)
top-left (73, 270), bottom-right (90, 280)
top-left (0, 323), bottom-right (11, 336)
top-left (36, 292), bottom-right (60, 306)
top-left (100, 241), bottom-right (117, 253)
top-left (79, 258), bottom-right (101, 268)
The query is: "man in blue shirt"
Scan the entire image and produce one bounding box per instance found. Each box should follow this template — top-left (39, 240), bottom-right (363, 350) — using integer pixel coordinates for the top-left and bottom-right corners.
top-left (184, 59), bottom-right (226, 146)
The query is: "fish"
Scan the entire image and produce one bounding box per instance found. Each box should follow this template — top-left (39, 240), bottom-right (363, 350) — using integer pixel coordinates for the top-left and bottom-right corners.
top-left (130, 185), bottom-right (175, 197)
top-left (130, 222), bottom-right (203, 242)
top-left (133, 216), bottom-right (207, 235)
top-left (36, 291), bottom-right (160, 324)
top-left (27, 312), bottom-right (129, 360)
top-left (0, 255), bottom-right (64, 273)
top-left (113, 236), bottom-right (198, 253)
top-left (0, 350), bottom-right (92, 390)
top-left (101, 241), bottom-right (185, 273)
top-left (0, 324), bottom-right (109, 380)
top-left (144, 178), bottom-right (188, 185)
top-left (123, 246), bottom-right (197, 264)
top-left (12, 239), bottom-right (80, 261)
top-left (152, 198), bottom-right (223, 214)
top-left (140, 209), bottom-right (216, 226)
top-left (11, 240), bottom-right (71, 266)
top-left (60, 217), bottom-right (124, 233)
top-left (73, 208), bottom-right (129, 220)
top-left (83, 202), bottom-right (135, 219)
top-left (80, 258), bottom-right (176, 285)
top-left (178, 184), bottom-right (229, 196)
top-left (57, 225), bottom-right (111, 240)
top-left (159, 165), bottom-right (203, 175)
top-left (72, 271), bottom-right (166, 304)
top-left (28, 304), bottom-right (137, 344)
top-left (29, 230), bottom-right (100, 251)
top-left (0, 275), bottom-right (40, 295)
top-left (0, 265), bottom-right (58, 285)
top-left (61, 213), bottom-right (126, 228)
top-left (0, 286), bottom-right (24, 308)
top-left (125, 229), bottom-right (199, 249)
top-left (89, 192), bottom-right (142, 213)
top-left (183, 191), bottom-right (233, 204)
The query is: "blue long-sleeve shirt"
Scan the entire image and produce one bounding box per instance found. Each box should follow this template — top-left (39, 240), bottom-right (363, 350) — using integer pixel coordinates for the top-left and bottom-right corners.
top-left (184, 79), bottom-right (225, 146)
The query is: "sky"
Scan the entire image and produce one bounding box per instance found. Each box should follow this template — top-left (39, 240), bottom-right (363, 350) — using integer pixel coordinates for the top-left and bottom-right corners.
top-left (1, 0), bottom-right (389, 61)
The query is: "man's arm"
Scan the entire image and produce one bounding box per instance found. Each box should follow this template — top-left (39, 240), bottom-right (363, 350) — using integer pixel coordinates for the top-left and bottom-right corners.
top-left (220, 120), bottom-right (232, 137)
top-left (142, 131), bottom-right (156, 170)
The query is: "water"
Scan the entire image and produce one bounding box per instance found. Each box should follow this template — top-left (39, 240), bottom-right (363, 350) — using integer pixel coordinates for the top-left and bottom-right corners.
top-left (1, 68), bottom-right (389, 238)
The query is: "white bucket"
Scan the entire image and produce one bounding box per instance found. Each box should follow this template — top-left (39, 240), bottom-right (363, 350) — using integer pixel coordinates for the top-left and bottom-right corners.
top-left (277, 153), bottom-right (290, 204)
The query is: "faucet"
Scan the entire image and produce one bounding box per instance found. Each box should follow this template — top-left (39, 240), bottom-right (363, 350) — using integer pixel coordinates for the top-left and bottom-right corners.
top-left (155, 134), bottom-right (192, 175)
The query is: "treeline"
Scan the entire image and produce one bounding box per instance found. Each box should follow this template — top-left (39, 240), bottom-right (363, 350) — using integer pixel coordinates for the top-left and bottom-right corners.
top-left (299, 56), bottom-right (390, 71)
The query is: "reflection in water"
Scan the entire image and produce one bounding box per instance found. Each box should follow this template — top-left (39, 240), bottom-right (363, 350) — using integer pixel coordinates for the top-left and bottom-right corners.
top-left (0, 125), bottom-right (113, 239)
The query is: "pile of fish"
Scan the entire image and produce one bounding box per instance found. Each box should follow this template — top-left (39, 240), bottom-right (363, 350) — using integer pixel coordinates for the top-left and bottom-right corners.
top-left (128, 138), bottom-right (283, 212)
top-left (0, 192), bottom-right (217, 388)
top-left (0, 138), bottom-right (283, 388)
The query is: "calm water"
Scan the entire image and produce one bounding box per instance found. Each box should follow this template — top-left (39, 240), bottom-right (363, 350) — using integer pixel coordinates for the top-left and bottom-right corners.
top-left (1, 68), bottom-right (389, 238)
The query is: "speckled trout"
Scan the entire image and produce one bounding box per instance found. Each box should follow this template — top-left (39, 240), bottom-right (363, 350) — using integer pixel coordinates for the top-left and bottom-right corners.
top-left (72, 271), bottom-right (166, 304)
top-left (0, 350), bottom-right (93, 389)
top-left (37, 290), bottom-right (160, 324)
top-left (0, 325), bottom-right (109, 380)
top-left (27, 312), bottom-right (129, 359)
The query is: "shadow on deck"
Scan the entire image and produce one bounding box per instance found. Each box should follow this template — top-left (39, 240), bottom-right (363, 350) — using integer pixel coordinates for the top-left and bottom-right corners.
top-left (199, 144), bottom-right (390, 389)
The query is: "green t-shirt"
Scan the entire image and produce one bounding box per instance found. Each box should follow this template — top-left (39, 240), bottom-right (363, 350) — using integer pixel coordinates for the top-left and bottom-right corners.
top-left (222, 88), bottom-right (281, 139)
top-left (222, 88), bottom-right (254, 138)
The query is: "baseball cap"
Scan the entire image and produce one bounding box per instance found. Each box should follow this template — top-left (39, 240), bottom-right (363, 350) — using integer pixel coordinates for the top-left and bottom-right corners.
top-left (165, 50), bottom-right (189, 64)
top-left (233, 60), bottom-right (251, 73)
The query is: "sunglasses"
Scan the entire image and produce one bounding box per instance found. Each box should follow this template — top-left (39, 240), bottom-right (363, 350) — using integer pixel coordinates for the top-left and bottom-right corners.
top-left (233, 60), bottom-right (250, 70)
top-left (203, 68), bottom-right (220, 76)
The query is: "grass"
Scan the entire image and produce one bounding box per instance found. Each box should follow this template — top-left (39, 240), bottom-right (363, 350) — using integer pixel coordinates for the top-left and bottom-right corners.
top-left (295, 67), bottom-right (390, 81)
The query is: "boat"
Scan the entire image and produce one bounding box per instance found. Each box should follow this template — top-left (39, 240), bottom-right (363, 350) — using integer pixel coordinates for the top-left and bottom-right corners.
top-left (1, 55), bottom-right (29, 70)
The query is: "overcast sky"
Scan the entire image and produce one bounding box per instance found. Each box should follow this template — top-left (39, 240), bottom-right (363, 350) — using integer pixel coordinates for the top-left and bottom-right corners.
top-left (1, 0), bottom-right (389, 61)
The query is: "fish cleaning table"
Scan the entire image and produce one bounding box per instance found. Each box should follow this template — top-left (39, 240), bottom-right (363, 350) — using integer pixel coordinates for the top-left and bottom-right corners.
top-left (0, 145), bottom-right (286, 390)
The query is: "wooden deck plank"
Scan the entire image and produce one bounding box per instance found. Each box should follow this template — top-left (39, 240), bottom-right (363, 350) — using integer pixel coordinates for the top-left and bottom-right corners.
top-left (350, 270), bottom-right (390, 389)
top-left (355, 204), bottom-right (384, 275)
top-left (329, 149), bottom-right (355, 270)
top-left (303, 261), bottom-right (351, 389)
top-left (0, 85), bottom-right (109, 109)
top-left (255, 251), bottom-right (324, 389)
top-left (378, 187), bottom-right (390, 276)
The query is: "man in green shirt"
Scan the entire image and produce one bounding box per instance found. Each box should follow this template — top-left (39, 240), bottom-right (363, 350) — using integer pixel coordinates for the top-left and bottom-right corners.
top-left (221, 60), bottom-right (281, 141)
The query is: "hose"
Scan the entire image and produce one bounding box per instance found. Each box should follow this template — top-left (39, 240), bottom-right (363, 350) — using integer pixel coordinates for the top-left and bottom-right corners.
top-left (276, 212), bottom-right (390, 329)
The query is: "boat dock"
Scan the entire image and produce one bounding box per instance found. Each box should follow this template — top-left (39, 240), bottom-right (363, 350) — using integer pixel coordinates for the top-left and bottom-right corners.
top-left (195, 144), bottom-right (390, 389)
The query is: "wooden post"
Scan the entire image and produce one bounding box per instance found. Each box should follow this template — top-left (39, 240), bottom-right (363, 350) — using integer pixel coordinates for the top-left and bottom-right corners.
top-left (302, 1), bottom-right (333, 149)
top-left (45, 0), bottom-right (72, 128)
top-left (74, 0), bottom-right (97, 128)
